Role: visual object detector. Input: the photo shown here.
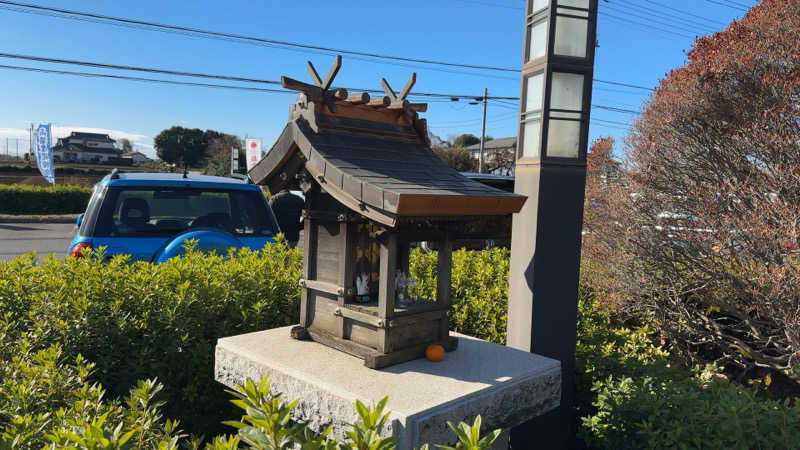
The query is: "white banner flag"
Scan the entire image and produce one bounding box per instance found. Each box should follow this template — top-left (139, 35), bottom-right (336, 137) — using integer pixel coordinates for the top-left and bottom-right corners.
top-left (245, 138), bottom-right (261, 171)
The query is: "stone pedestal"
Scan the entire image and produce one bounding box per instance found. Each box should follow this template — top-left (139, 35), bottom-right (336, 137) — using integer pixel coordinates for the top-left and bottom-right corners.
top-left (215, 326), bottom-right (560, 450)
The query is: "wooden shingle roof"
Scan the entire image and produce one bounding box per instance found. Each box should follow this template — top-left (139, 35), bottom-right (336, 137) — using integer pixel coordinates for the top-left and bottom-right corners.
top-left (249, 56), bottom-right (526, 227)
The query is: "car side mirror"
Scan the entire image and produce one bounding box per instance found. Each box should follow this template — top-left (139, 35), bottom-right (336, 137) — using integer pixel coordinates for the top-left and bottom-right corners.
top-left (76, 213), bottom-right (84, 227)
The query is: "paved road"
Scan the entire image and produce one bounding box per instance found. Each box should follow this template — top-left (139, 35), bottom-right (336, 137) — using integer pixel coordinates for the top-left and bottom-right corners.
top-left (0, 223), bottom-right (75, 261)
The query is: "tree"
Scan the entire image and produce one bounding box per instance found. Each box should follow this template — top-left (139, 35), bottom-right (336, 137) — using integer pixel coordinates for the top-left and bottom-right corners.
top-left (120, 138), bottom-right (134, 153)
top-left (433, 147), bottom-right (477, 172)
top-left (623, 0), bottom-right (800, 374)
top-left (153, 126), bottom-right (209, 170)
top-left (452, 133), bottom-right (481, 149)
top-left (203, 134), bottom-right (244, 177)
top-left (485, 148), bottom-right (514, 175)
top-left (580, 136), bottom-right (629, 306)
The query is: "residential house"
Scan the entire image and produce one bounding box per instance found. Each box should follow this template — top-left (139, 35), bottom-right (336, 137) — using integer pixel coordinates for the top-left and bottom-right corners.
top-left (52, 132), bottom-right (123, 164)
top-left (464, 137), bottom-right (517, 175)
top-left (123, 151), bottom-right (152, 165)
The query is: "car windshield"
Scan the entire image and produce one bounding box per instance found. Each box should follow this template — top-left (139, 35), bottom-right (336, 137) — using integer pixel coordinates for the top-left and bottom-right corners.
top-left (93, 187), bottom-right (277, 237)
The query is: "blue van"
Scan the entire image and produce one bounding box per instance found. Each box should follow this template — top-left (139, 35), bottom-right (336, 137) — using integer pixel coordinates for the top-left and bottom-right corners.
top-left (68, 171), bottom-right (279, 262)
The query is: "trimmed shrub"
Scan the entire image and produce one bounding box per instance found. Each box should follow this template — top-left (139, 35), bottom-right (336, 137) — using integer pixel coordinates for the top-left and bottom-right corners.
top-left (3, 246), bottom-right (799, 448)
top-left (0, 183), bottom-right (91, 214)
top-left (0, 244), bottom-right (302, 435)
top-left (408, 247), bottom-right (510, 344)
top-left (576, 288), bottom-right (800, 449)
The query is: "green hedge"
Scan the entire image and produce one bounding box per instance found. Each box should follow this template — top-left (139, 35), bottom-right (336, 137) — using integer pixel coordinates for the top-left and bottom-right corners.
top-left (2, 246), bottom-right (799, 448)
top-left (0, 244), bottom-right (302, 437)
top-left (409, 247), bottom-right (510, 344)
top-left (0, 183), bottom-right (91, 214)
top-left (575, 288), bottom-right (800, 449)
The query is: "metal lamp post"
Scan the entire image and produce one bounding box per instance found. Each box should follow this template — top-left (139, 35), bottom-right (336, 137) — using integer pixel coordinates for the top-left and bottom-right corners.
top-left (507, 0), bottom-right (598, 447)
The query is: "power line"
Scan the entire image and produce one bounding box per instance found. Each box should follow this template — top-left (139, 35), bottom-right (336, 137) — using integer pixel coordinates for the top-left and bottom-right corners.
top-left (0, 0), bottom-right (520, 73)
top-left (0, 51), bottom-right (655, 101)
top-left (0, 63), bottom-right (294, 93)
top-left (701, 0), bottom-right (748, 12)
top-left (592, 79), bottom-right (653, 92)
top-left (641, 0), bottom-right (727, 27)
top-left (602, 3), bottom-right (708, 36)
top-left (0, 0), bottom-right (656, 92)
top-left (0, 55), bottom-right (644, 117)
top-left (606, 0), bottom-right (718, 35)
top-left (592, 118), bottom-right (633, 127)
top-left (599, 5), bottom-right (696, 39)
top-left (0, 51), bottom-right (282, 85)
top-left (592, 104), bottom-right (639, 114)
top-left (0, 52), bottom-right (522, 100)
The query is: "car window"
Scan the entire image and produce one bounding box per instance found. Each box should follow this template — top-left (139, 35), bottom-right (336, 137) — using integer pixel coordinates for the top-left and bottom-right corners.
top-left (93, 187), bottom-right (277, 237)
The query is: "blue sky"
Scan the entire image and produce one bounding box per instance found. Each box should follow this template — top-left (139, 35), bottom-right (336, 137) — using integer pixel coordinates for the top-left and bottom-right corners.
top-left (0, 0), bottom-right (756, 158)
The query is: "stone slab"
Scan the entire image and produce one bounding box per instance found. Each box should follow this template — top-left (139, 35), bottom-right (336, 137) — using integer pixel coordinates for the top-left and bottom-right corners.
top-left (215, 326), bottom-right (560, 449)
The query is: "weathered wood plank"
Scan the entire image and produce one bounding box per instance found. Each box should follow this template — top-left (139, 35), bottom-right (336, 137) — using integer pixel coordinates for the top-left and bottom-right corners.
top-left (303, 279), bottom-right (344, 296)
top-left (310, 291), bottom-right (340, 331)
top-left (377, 233), bottom-right (397, 354)
top-left (316, 114), bottom-right (417, 138)
top-left (337, 222), bottom-right (355, 338)
top-left (368, 96), bottom-right (391, 107)
top-left (300, 219), bottom-right (318, 327)
top-left (346, 319), bottom-right (378, 349)
top-left (307, 327), bottom-right (377, 360)
top-left (344, 92), bottom-right (370, 104)
top-left (364, 336), bottom-right (458, 369)
top-left (340, 305), bottom-right (383, 328)
top-left (437, 234), bottom-right (453, 341)
top-left (397, 72), bottom-right (416, 101)
top-left (321, 55), bottom-right (342, 91)
top-left (387, 309), bottom-right (447, 328)
top-left (306, 61), bottom-right (323, 87)
top-left (389, 319), bottom-right (439, 350)
top-left (387, 99), bottom-right (410, 110)
top-left (281, 75), bottom-right (324, 98)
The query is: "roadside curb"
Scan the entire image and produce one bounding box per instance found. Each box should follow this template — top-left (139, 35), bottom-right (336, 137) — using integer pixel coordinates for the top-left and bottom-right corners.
top-left (0, 215), bottom-right (77, 224)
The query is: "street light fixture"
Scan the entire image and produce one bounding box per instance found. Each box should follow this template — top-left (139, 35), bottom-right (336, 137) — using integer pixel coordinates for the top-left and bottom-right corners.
top-left (508, 0), bottom-right (597, 448)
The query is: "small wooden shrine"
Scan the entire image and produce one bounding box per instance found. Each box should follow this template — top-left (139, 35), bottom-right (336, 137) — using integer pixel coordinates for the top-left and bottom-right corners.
top-left (250, 56), bottom-right (526, 368)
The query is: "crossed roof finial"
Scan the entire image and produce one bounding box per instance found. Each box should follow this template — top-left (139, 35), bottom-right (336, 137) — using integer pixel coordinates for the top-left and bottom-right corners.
top-left (281, 55), bottom-right (346, 112)
top-left (306, 55), bottom-right (341, 92)
top-left (381, 72), bottom-right (416, 109)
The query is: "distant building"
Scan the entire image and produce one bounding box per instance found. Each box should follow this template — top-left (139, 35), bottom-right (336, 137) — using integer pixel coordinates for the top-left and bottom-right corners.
top-left (52, 132), bottom-right (123, 164)
top-left (464, 137), bottom-right (517, 176)
top-left (123, 151), bottom-right (152, 165)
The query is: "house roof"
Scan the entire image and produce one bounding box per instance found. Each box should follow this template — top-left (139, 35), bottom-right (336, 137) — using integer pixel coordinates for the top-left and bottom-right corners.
top-left (249, 57), bottom-right (525, 227)
top-left (464, 136), bottom-right (517, 151)
top-left (124, 151), bottom-right (152, 159)
top-left (69, 131), bottom-right (116, 142)
top-left (53, 142), bottom-right (122, 155)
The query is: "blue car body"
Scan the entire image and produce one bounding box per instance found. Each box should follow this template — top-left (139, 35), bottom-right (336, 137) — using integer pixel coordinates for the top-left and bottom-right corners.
top-left (69, 172), bottom-right (279, 261)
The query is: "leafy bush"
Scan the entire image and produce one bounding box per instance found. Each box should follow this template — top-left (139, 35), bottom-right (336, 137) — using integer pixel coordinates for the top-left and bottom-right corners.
top-left (0, 183), bottom-right (91, 214)
top-left (4, 245), bottom-right (799, 448)
top-left (576, 287), bottom-right (800, 449)
top-left (619, 0), bottom-right (800, 373)
top-left (0, 328), bottom-right (500, 450)
top-left (409, 247), bottom-right (510, 344)
top-left (0, 315), bottom-right (181, 449)
top-left (0, 244), bottom-right (302, 436)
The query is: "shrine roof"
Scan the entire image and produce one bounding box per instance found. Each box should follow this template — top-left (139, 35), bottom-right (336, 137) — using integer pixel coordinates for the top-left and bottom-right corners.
top-left (248, 56), bottom-right (526, 227)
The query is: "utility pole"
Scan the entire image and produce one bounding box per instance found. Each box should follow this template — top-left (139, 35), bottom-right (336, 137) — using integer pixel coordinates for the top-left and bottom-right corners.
top-left (478, 87), bottom-right (488, 173)
top-left (16, 138), bottom-right (19, 158)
